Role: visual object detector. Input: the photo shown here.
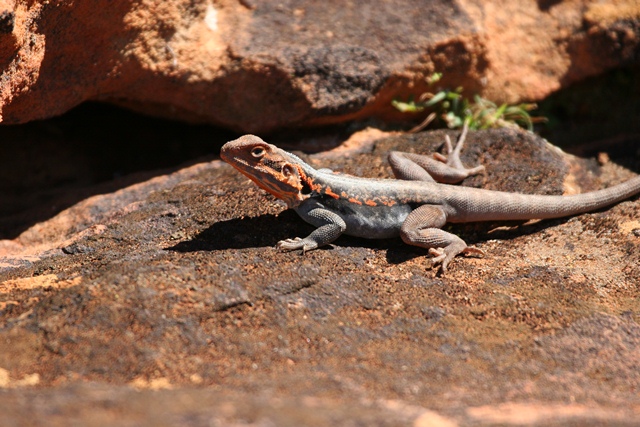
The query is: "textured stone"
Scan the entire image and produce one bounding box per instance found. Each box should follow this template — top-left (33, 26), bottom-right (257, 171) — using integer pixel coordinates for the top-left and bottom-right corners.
top-left (1, 128), bottom-right (639, 424)
top-left (0, 0), bottom-right (639, 132)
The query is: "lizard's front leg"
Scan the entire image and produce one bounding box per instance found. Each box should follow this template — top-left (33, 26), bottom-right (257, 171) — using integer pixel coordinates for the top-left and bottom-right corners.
top-left (400, 205), bottom-right (483, 273)
top-left (389, 123), bottom-right (485, 184)
top-left (276, 208), bottom-right (346, 253)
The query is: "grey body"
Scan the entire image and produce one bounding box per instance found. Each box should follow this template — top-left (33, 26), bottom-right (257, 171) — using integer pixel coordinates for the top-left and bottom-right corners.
top-left (294, 169), bottom-right (640, 237)
top-left (295, 194), bottom-right (414, 240)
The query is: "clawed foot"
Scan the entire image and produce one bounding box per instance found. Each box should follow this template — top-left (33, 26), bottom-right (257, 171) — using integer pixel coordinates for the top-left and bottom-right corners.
top-left (276, 237), bottom-right (318, 254)
top-left (428, 245), bottom-right (485, 273)
top-left (435, 123), bottom-right (485, 178)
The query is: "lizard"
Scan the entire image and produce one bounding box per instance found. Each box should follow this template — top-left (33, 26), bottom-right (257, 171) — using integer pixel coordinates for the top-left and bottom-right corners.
top-left (220, 126), bottom-right (640, 272)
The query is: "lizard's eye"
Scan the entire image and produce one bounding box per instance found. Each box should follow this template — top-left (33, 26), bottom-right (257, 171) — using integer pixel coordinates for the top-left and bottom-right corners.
top-left (251, 147), bottom-right (266, 157)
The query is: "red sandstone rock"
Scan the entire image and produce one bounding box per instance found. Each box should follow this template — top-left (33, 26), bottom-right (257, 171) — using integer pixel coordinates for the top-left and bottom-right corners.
top-left (1, 128), bottom-right (639, 424)
top-left (0, 1), bottom-right (639, 133)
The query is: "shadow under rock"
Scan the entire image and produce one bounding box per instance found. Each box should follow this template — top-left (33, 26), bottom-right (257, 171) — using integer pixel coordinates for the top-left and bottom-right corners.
top-left (0, 102), bottom-right (237, 240)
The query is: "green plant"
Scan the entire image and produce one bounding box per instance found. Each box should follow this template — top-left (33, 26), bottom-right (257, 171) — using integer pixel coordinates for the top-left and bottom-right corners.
top-left (392, 73), bottom-right (543, 132)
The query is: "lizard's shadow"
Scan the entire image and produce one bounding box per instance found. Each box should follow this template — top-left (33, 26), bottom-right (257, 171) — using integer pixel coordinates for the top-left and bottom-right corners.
top-left (384, 218), bottom-right (570, 264)
top-left (168, 210), bottom-right (572, 257)
top-left (168, 210), bottom-right (316, 252)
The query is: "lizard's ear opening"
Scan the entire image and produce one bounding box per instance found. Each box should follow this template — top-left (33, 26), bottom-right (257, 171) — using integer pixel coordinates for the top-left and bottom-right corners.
top-left (282, 164), bottom-right (296, 177)
top-left (282, 163), bottom-right (303, 190)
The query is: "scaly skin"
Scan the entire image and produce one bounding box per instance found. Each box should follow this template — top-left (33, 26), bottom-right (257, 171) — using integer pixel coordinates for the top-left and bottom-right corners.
top-left (221, 129), bottom-right (640, 272)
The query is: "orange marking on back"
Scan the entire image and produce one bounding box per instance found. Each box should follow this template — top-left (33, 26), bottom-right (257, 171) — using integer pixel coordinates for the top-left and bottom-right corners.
top-left (365, 200), bottom-right (377, 207)
top-left (348, 197), bottom-right (363, 205)
top-left (308, 181), bottom-right (324, 193)
top-left (324, 186), bottom-right (340, 199)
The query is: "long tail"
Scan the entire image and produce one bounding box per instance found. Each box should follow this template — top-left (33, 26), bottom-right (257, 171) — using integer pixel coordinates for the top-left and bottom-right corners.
top-left (449, 175), bottom-right (640, 222)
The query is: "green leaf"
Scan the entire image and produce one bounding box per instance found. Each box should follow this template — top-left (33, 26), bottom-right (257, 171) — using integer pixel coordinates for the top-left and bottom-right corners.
top-left (423, 91), bottom-right (448, 107)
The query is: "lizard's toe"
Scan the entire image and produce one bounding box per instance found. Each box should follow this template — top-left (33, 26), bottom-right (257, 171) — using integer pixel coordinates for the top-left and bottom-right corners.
top-left (427, 247), bottom-right (458, 274)
top-left (276, 237), bottom-right (317, 253)
top-left (276, 237), bottom-right (303, 251)
top-left (428, 247), bottom-right (446, 261)
top-left (462, 246), bottom-right (484, 257)
top-left (425, 245), bottom-right (482, 274)
top-left (428, 247), bottom-right (448, 269)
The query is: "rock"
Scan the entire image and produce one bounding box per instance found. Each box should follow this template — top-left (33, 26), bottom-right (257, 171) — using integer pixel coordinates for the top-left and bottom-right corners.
top-left (0, 1), bottom-right (639, 133)
top-left (1, 128), bottom-right (639, 424)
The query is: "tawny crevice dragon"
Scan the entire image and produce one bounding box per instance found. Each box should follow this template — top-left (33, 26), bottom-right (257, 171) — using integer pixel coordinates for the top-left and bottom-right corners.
top-left (221, 128), bottom-right (640, 272)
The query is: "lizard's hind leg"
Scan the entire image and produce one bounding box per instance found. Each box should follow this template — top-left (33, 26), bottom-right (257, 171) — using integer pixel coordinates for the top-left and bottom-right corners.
top-left (389, 123), bottom-right (485, 184)
top-left (400, 204), bottom-right (483, 273)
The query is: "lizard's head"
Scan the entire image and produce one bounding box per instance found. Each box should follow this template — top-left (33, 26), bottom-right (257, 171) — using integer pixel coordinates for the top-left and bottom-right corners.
top-left (221, 135), bottom-right (311, 207)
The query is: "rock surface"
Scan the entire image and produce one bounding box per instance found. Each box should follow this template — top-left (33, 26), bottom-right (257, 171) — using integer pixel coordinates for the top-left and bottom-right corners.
top-left (1, 128), bottom-right (639, 425)
top-left (1, 0), bottom-right (639, 132)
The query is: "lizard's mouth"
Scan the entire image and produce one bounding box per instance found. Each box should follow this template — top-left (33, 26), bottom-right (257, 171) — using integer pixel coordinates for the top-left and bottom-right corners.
top-left (219, 146), bottom-right (240, 166)
top-left (226, 160), bottom-right (307, 205)
top-left (224, 155), bottom-right (248, 168)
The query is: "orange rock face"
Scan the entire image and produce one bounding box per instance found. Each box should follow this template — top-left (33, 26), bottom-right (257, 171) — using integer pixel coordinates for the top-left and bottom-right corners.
top-left (0, 0), bottom-right (639, 133)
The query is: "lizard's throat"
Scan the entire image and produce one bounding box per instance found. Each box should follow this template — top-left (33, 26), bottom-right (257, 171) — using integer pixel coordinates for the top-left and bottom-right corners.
top-left (250, 177), bottom-right (308, 208)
